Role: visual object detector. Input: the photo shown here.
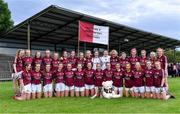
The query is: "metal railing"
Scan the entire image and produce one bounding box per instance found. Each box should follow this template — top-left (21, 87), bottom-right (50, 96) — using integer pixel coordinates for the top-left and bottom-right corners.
top-left (0, 61), bottom-right (13, 81)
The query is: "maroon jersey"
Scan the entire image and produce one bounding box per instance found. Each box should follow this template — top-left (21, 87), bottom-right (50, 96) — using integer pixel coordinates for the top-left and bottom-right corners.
top-left (157, 55), bottom-right (167, 70)
top-left (124, 71), bottom-right (133, 88)
top-left (21, 70), bottom-right (31, 85)
top-left (42, 71), bottom-right (53, 85)
top-left (144, 69), bottom-right (154, 87)
top-left (128, 56), bottom-right (139, 70)
top-left (154, 69), bottom-right (164, 87)
top-left (64, 70), bottom-right (74, 86)
top-left (103, 69), bottom-right (113, 81)
top-left (14, 57), bottom-right (23, 72)
top-left (32, 57), bottom-right (42, 68)
top-left (74, 70), bottom-right (85, 87)
top-left (85, 57), bottom-right (92, 67)
top-left (113, 70), bottom-right (124, 87)
top-left (150, 57), bottom-right (157, 68)
top-left (68, 57), bottom-right (77, 68)
top-left (42, 56), bottom-right (52, 66)
top-left (60, 57), bottom-right (69, 68)
top-left (84, 69), bottom-right (94, 85)
top-left (94, 70), bottom-right (104, 87)
top-left (22, 56), bottom-right (33, 65)
top-left (31, 70), bottom-right (42, 85)
top-left (133, 70), bottom-right (144, 87)
top-left (54, 70), bottom-right (64, 83)
top-left (110, 56), bottom-right (118, 70)
top-left (139, 57), bottom-right (147, 70)
top-left (119, 58), bottom-right (129, 70)
top-left (76, 58), bottom-right (85, 68)
top-left (51, 59), bottom-right (60, 72)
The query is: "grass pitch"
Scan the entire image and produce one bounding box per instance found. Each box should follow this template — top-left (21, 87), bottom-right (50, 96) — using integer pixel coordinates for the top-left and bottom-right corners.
top-left (0, 78), bottom-right (180, 113)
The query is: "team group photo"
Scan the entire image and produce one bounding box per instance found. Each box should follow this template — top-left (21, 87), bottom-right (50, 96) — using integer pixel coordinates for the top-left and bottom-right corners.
top-left (1, 0), bottom-right (180, 113)
top-left (13, 48), bottom-right (172, 100)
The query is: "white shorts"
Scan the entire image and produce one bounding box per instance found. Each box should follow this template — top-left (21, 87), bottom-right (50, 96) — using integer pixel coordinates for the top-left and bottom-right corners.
top-left (65, 85), bottom-right (74, 91)
top-left (164, 70), bottom-right (168, 78)
top-left (125, 87), bottom-right (133, 91)
top-left (43, 84), bottom-right (53, 92)
top-left (75, 86), bottom-right (85, 92)
top-left (155, 87), bottom-right (166, 94)
top-left (94, 86), bottom-right (102, 92)
top-left (55, 83), bottom-right (65, 92)
top-left (145, 86), bottom-right (155, 93)
top-left (114, 86), bottom-right (123, 91)
top-left (133, 86), bottom-right (145, 93)
top-left (22, 84), bottom-right (31, 93)
top-left (31, 84), bottom-right (42, 93)
top-left (12, 71), bottom-right (23, 80)
top-left (85, 84), bottom-right (95, 90)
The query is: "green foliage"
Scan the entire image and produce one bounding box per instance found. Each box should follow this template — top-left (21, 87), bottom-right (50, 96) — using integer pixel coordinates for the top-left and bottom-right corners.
top-left (165, 49), bottom-right (180, 63)
top-left (0, 78), bottom-right (180, 113)
top-left (0, 0), bottom-right (13, 33)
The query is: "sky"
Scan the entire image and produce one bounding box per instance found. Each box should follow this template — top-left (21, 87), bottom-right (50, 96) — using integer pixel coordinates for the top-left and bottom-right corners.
top-left (3, 0), bottom-right (180, 40)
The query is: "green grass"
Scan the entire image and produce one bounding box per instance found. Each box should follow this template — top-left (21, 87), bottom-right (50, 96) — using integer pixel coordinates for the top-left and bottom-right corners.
top-left (1, 78), bottom-right (180, 113)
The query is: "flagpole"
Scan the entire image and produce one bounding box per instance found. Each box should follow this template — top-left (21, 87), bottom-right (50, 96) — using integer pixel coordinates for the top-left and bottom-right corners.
top-left (107, 42), bottom-right (109, 52)
top-left (78, 21), bottom-right (80, 57)
top-left (78, 38), bottom-right (80, 57)
top-left (107, 28), bottom-right (110, 52)
top-left (84, 42), bottom-right (86, 54)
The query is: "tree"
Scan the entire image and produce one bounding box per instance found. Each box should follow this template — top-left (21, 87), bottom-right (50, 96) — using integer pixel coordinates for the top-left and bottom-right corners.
top-left (0, 0), bottom-right (13, 33)
top-left (165, 49), bottom-right (180, 63)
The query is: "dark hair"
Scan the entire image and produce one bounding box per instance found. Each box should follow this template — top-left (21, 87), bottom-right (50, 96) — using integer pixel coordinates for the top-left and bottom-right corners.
top-left (34, 51), bottom-right (41, 58)
top-left (24, 63), bottom-right (31, 67)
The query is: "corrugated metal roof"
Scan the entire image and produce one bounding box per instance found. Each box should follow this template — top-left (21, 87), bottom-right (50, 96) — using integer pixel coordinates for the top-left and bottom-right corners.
top-left (0, 5), bottom-right (179, 51)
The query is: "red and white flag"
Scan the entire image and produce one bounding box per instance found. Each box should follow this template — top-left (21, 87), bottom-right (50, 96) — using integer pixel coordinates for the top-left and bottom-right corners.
top-left (79, 21), bottom-right (109, 45)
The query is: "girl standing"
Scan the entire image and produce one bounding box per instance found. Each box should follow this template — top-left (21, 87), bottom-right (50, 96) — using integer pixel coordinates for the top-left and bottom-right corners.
top-left (84, 62), bottom-right (95, 97)
top-left (133, 62), bottom-right (145, 98)
top-left (124, 63), bottom-right (134, 97)
top-left (74, 64), bottom-right (85, 97)
top-left (54, 63), bottom-right (65, 97)
top-left (113, 63), bottom-right (123, 97)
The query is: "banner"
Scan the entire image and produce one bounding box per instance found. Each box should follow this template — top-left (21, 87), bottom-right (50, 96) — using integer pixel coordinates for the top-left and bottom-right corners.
top-left (79, 21), bottom-right (109, 45)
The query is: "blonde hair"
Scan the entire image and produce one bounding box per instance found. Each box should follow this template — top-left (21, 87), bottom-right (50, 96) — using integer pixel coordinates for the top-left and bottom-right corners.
top-left (121, 52), bottom-right (126, 55)
top-left (110, 49), bottom-right (118, 56)
top-left (79, 52), bottom-right (84, 55)
top-left (146, 61), bottom-right (151, 64)
top-left (15, 49), bottom-right (23, 58)
top-left (155, 61), bottom-right (160, 65)
top-left (157, 48), bottom-right (164, 53)
top-left (135, 62), bottom-right (142, 71)
top-left (150, 51), bottom-right (157, 57)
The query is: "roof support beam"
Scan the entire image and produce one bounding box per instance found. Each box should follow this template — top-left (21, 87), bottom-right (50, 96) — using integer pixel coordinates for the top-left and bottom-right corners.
top-left (30, 15), bottom-right (83, 42)
top-left (146, 40), bottom-right (178, 49)
top-left (123, 37), bottom-right (177, 51)
top-left (111, 33), bottom-right (152, 49)
top-left (55, 35), bottom-right (78, 45)
top-left (110, 30), bottom-right (139, 43)
top-left (120, 36), bottom-right (160, 50)
top-left (27, 21), bottom-right (31, 49)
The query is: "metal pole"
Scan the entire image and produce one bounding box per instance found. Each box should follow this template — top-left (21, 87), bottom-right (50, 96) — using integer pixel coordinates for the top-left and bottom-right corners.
top-left (118, 38), bottom-right (120, 53)
top-left (75, 46), bottom-right (77, 53)
top-left (174, 47), bottom-right (176, 62)
top-left (78, 41), bottom-right (80, 56)
top-left (27, 22), bottom-right (31, 50)
top-left (54, 44), bottom-right (57, 52)
top-left (78, 21), bottom-right (80, 56)
top-left (84, 42), bottom-right (86, 53)
top-left (107, 40), bottom-right (109, 52)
